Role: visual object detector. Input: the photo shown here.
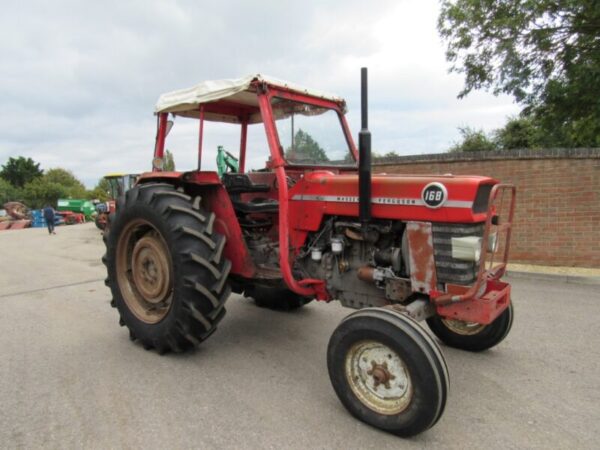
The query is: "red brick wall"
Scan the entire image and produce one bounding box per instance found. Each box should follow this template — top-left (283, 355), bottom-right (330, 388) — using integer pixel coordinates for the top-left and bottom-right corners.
top-left (375, 149), bottom-right (600, 268)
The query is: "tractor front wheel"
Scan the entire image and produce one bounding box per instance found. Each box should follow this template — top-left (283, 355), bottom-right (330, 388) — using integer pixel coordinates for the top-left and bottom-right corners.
top-left (327, 308), bottom-right (448, 437)
top-left (426, 303), bottom-right (514, 352)
top-left (103, 183), bottom-right (231, 353)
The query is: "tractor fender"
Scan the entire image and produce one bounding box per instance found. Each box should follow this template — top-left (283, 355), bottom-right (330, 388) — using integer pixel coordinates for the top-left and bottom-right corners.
top-left (137, 170), bottom-right (222, 186)
top-left (137, 172), bottom-right (256, 278)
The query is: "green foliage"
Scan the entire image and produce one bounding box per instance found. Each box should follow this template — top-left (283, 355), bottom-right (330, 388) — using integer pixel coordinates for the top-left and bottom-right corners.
top-left (89, 178), bottom-right (111, 202)
top-left (21, 178), bottom-right (70, 209)
top-left (494, 116), bottom-right (547, 150)
top-left (17, 167), bottom-right (88, 209)
top-left (44, 168), bottom-right (87, 198)
top-left (373, 151), bottom-right (401, 162)
top-left (285, 129), bottom-right (329, 163)
top-left (449, 127), bottom-right (498, 153)
top-left (96, 177), bottom-right (111, 192)
top-left (0, 156), bottom-right (43, 188)
top-left (88, 187), bottom-right (110, 202)
top-left (529, 86), bottom-right (600, 147)
top-left (439, 0), bottom-right (600, 146)
top-left (0, 156), bottom-right (97, 207)
top-left (164, 149), bottom-right (175, 171)
top-left (0, 177), bottom-right (22, 204)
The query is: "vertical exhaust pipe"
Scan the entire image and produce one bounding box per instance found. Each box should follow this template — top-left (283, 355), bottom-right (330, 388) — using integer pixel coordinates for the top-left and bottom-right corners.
top-left (359, 67), bottom-right (372, 228)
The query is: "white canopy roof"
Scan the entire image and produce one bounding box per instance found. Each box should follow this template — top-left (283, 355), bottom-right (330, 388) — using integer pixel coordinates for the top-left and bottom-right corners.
top-left (154, 74), bottom-right (347, 123)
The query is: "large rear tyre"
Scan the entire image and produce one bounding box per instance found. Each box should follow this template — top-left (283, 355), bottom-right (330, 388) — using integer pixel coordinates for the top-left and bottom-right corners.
top-left (426, 302), bottom-right (514, 352)
top-left (327, 308), bottom-right (449, 437)
top-left (103, 183), bottom-right (231, 354)
top-left (245, 285), bottom-right (313, 311)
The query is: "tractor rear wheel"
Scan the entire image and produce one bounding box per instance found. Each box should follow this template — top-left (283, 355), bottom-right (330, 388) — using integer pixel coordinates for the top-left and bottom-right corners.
top-left (103, 182), bottom-right (231, 354)
top-left (426, 303), bottom-right (514, 352)
top-left (245, 285), bottom-right (313, 311)
top-left (327, 307), bottom-right (449, 437)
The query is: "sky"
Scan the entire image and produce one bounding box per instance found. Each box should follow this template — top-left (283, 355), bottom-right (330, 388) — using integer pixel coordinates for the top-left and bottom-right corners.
top-left (0, 0), bottom-right (519, 187)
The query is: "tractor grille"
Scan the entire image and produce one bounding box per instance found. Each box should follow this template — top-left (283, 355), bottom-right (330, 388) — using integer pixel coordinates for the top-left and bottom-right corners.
top-left (432, 223), bottom-right (485, 285)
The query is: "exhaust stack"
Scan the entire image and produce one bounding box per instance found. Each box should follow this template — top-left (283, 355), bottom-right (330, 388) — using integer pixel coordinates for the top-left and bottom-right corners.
top-left (358, 67), bottom-right (372, 228)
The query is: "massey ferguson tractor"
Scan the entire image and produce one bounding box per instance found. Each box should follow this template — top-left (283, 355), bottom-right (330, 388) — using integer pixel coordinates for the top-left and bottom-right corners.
top-left (103, 69), bottom-right (515, 437)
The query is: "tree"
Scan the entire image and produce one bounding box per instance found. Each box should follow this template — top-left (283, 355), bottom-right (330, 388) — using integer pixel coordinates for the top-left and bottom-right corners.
top-left (0, 156), bottom-right (43, 188)
top-left (89, 178), bottom-right (111, 202)
top-left (439, 0), bottom-right (600, 146)
top-left (373, 151), bottom-right (401, 162)
top-left (448, 127), bottom-right (498, 153)
top-left (0, 178), bottom-right (22, 204)
top-left (285, 129), bottom-right (329, 162)
top-left (19, 168), bottom-right (88, 208)
top-left (494, 116), bottom-right (546, 150)
top-left (164, 150), bottom-right (176, 171)
top-left (44, 168), bottom-right (87, 198)
top-left (21, 178), bottom-right (69, 209)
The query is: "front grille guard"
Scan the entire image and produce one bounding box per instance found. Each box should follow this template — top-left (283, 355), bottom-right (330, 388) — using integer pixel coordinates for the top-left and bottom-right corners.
top-left (432, 184), bottom-right (516, 306)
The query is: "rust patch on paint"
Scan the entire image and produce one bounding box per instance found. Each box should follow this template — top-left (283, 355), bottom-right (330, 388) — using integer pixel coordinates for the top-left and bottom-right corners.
top-left (406, 221), bottom-right (437, 294)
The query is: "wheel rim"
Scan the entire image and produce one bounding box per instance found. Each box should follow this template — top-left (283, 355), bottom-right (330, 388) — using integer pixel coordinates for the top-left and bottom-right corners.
top-left (345, 340), bottom-right (413, 415)
top-left (116, 219), bottom-right (173, 324)
top-left (441, 318), bottom-right (486, 335)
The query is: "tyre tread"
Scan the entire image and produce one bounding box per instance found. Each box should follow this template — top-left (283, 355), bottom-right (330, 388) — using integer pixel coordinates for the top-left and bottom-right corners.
top-left (104, 183), bottom-right (231, 354)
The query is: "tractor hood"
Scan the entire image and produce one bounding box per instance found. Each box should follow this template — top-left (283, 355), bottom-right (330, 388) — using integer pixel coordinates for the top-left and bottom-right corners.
top-left (289, 171), bottom-right (496, 227)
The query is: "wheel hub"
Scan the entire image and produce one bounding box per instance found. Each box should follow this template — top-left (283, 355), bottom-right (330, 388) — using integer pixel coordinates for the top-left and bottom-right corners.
top-left (441, 318), bottom-right (486, 335)
top-left (367, 361), bottom-right (396, 390)
top-left (131, 236), bottom-right (171, 304)
top-left (116, 221), bottom-right (174, 324)
top-left (345, 340), bottom-right (413, 415)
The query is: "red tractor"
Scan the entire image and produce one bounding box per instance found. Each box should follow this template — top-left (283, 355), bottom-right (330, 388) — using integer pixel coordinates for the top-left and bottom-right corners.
top-left (103, 69), bottom-right (515, 437)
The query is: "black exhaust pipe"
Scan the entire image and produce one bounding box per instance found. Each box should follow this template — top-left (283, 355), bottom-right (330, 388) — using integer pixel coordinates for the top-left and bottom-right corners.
top-left (358, 67), bottom-right (372, 228)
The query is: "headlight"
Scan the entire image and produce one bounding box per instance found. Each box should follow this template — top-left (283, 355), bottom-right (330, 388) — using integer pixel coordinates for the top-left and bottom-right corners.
top-left (451, 236), bottom-right (482, 262)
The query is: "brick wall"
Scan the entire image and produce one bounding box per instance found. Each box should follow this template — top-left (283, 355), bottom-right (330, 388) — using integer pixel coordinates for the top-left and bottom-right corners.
top-left (374, 148), bottom-right (600, 268)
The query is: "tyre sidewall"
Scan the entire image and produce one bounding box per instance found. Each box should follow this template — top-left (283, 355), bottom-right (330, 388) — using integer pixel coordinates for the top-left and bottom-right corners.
top-left (328, 315), bottom-right (445, 437)
top-left (107, 196), bottom-right (183, 340)
top-left (427, 303), bottom-right (514, 352)
top-left (108, 185), bottom-right (227, 347)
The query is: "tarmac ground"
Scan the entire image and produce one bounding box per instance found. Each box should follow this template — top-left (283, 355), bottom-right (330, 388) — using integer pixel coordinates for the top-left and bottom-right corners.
top-left (1, 223), bottom-right (599, 449)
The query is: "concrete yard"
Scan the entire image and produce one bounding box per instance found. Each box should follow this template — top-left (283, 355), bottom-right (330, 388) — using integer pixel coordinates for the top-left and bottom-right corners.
top-left (1, 223), bottom-right (599, 449)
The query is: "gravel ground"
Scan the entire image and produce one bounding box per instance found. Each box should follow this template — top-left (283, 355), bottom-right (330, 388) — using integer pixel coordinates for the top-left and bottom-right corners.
top-left (1, 223), bottom-right (599, 449)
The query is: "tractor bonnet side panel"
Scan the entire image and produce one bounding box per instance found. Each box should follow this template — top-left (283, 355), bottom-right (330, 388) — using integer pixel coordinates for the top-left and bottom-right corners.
top-left (288, 171), bottom-right (497, 250)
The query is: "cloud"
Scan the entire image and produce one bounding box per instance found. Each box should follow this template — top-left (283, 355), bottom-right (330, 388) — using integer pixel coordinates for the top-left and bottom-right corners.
top-left (0, 0), bottom-right (518, 187)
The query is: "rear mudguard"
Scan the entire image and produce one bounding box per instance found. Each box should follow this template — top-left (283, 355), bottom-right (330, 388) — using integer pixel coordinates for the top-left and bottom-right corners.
top-left (137, 171), bottom-right (256, 278)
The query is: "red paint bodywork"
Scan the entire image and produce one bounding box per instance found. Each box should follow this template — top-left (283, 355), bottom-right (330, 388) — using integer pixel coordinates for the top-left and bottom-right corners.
top-left (137, 79), bottom-right (515, 322)
top-left (287, 172), bottom-right (494, 251)
top-left (138, 170), bottom-right (256, 278)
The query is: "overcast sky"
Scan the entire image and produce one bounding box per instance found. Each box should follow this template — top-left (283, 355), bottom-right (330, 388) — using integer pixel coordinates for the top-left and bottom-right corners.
top-left (0, 0), bottom-right (519, 187)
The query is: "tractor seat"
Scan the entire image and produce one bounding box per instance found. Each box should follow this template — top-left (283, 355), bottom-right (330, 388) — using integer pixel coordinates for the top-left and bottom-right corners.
top-left (222, 173), bottom-right (279, 214)
top-left (231, 198), bottom-right (279, 214)
top-left (222, 173), bottom-right (270, 194)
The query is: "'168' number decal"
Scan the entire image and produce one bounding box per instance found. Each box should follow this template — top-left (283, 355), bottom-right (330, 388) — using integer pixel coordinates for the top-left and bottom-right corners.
top-left (421, 183), bottom-right (447, 208)
top-left (425, 190), bottom-right (443, 202)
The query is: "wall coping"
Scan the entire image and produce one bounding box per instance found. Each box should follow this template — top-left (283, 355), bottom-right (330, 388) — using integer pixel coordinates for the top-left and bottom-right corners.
top-left (373, 148), bottom-right (600, 165)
